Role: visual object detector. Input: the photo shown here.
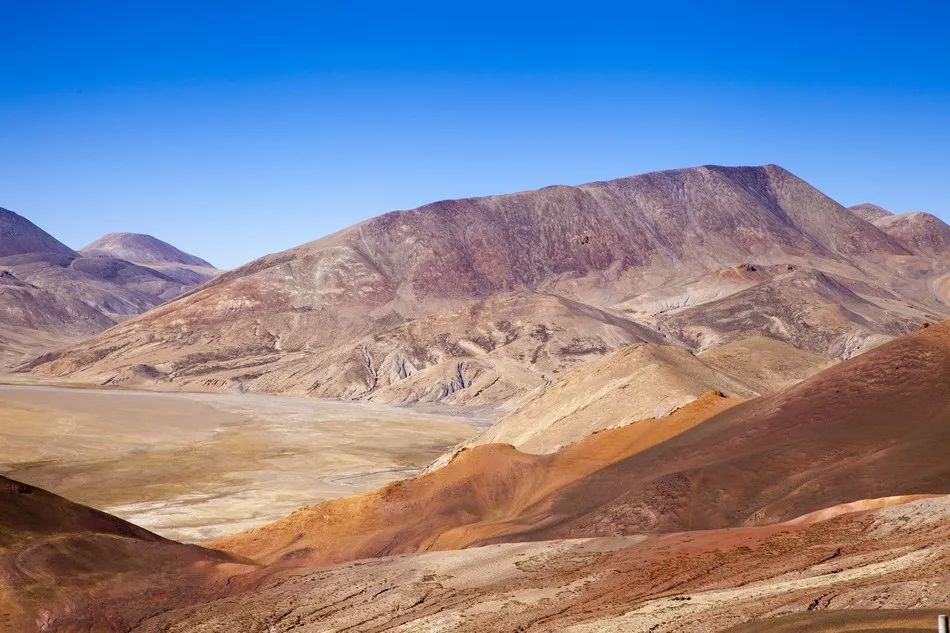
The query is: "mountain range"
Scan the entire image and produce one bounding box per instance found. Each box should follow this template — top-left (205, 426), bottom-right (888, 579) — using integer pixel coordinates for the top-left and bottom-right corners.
top-left (24, 164), bottom-right (949, 407)
top-left (0, 208), bottom-right (217, 364)
top-left (2, 162), bottom-right (949, 632)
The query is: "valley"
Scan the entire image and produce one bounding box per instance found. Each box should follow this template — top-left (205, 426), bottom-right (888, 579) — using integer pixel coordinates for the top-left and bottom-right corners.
top-left (0, 382), bottom-right (480, 541)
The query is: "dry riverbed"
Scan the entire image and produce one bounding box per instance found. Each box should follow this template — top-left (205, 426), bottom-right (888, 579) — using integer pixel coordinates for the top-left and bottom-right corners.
top-left (0, 383), bottom-right (484, 541)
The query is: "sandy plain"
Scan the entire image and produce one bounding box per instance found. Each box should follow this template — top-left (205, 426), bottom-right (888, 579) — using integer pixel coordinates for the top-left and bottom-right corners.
top-left (0, 381), bottom-right (482, 541)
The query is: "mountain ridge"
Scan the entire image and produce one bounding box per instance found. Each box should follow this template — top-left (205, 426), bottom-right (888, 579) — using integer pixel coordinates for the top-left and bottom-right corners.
top-left (26, 164), bottom-right (947, 402)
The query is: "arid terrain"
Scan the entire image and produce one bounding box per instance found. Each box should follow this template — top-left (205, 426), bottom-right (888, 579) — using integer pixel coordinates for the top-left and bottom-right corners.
top-left (0, 383), bottom-right (479, 541)
top-left (2, 323), bottom-right (949, 632)
top-left (1, 164), bottom-right (949, 632)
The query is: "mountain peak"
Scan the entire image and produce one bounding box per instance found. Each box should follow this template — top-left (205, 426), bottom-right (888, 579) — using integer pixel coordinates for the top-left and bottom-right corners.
top-left (81, 232), bottom-right (214, 268)
top-left (0, 207), bottom-right (76, 258)
top-left (848, 203), bottom-right (893, 223)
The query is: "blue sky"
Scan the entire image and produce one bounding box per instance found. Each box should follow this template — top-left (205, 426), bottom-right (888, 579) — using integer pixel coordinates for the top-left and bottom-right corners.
top-left (2, 1), bottom-right (948, 268)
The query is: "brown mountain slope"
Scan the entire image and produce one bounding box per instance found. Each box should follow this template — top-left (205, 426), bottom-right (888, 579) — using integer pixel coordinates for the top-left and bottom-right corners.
top-left (34, 291), bottom-right (667, 402)
top-left (28, 164), bottom-right (938, 401)
top-left (873, 211), bottom-right (950, 257)
top-left (0, 271), bottom-right (114, 364)
top-left (212, 321), bottom-right (950, 567)
top-left (519, 320), bottom-right (950, 539)
top-left (0, 475), bottom-right (253, 633)
top-left (443, 342), bottom-right (758, 456)
top-left (697, 335), bottom-right (836, 394)
top-left (136, 495), bottom-right (950, 633)
top-left (430, 334), bottom-right (833, 461)
top-left (6, 481), bottom-right (948, 632)
top-left (209, 392), bottom-right (738, 566)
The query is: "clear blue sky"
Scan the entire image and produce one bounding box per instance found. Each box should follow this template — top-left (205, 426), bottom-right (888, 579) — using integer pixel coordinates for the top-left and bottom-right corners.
top-left (2, 1), bottom-right (948, 268)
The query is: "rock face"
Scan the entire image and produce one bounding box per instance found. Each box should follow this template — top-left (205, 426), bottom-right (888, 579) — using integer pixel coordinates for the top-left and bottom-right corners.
top-left (28, 165), bottom-right (948, 402)
top-left (0, 208), bottom-right (218, 365)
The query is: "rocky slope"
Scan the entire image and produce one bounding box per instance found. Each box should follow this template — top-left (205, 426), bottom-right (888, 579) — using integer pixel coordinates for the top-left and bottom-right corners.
top-left (0, 208), bottom-right (217, 365)
top-left (5, 476), bottom-right (948, 632)
top-left (27, 165), bottom-right (947, 402)
top-left (696, 335), bottom-right (836, 394)
top-left (0, 475), bottom-right (253, 632)
top-left (141, 496), bottom-right (950, 633)
top-left (874, 211), bottom-right (950, 257)
top-left (211, 321), bottom-right (950, 566)
top-left (433, 334), bottom-right (833, 458)
top-left (849, 203), bottom-right (950, 258)
top-left (443, 343), bottom-right (758, 455)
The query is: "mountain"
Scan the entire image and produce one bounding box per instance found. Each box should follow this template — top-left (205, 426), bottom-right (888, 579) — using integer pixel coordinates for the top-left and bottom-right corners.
top-left (0, 475), bottom-right (252, 633)
top-left (211, 321), bottom-right (950, 566)
top-left (0, 207), bottom-right (75, 258)
top-left (81, 232), bottom-right (217, 285)
top-left (848, 202), bottom-right (893, 222)
top-left (696, 335), bottom-right (836, 394)
top-left (873, 211), bottom-right (950, 257)
top-left (442, 343), bottom-right (758, 456)
top-left (27, 164), bottom-right (947, 400)
top-left (81, 232), bottom-right (213, 267)
top-left (0, 207), bottom-right (218, 365)
top-left (849, 203), bottom-right (950, 257)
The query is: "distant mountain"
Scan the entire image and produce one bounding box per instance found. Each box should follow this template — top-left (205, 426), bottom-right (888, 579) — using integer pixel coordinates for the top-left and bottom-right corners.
top-left (849, 203), bottom-right (950, 257)
top-left (81, 232), bottom-right (213, 267)
top-left (80, 232), bottom-right (217, 286)
top-left (873, 211), bottom-right (950, 257)
top-left (29, 164), bottom-right (947, 400)
top-left (848, 202), bottom-right (893, 222)
top-left (0, 208), bottom-right (218, 365)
